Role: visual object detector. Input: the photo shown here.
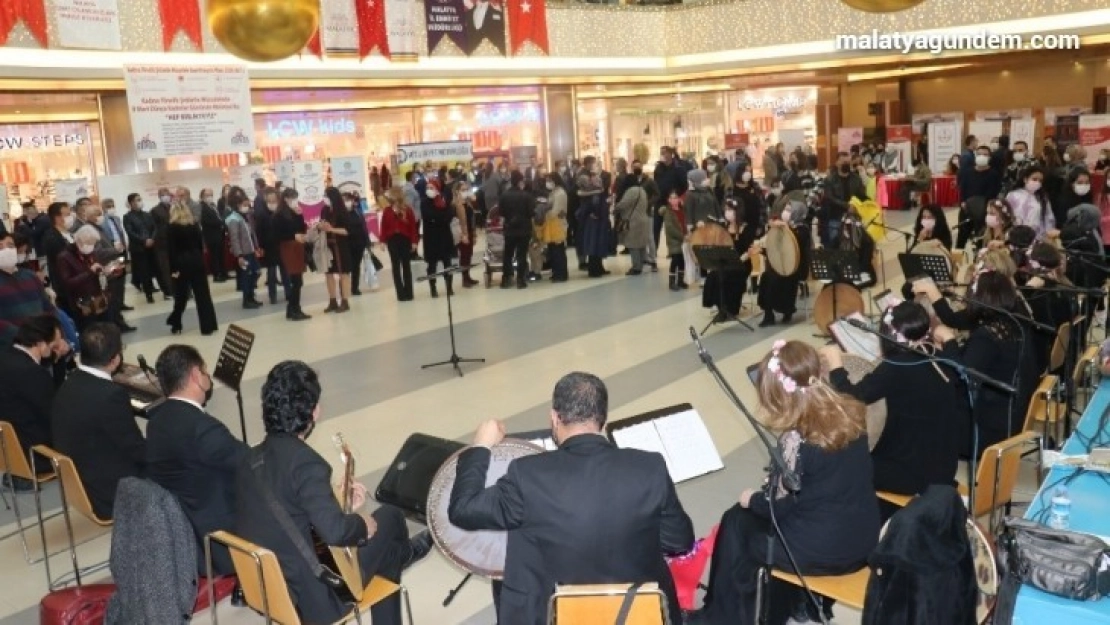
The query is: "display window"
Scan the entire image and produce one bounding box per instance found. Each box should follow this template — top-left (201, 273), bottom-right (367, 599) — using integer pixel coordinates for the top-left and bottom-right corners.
top-left (0, 122), bottom-right (102, 212)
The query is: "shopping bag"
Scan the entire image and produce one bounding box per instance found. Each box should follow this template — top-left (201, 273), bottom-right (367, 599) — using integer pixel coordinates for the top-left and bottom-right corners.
top-left (682, 241), bottom-right (698, 285)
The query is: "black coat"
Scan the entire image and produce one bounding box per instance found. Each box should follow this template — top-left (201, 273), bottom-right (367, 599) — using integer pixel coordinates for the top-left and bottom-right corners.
top-left (166, 223), bottom-right (206, 274)
top-left (235, 434), bottom-right (368, 625)
top-left (421, 202), bottom-right (457, 263)
top-left (254, 210), bottom-right (280, 268)
top-left (500, 187), bottom-right (536, 239)
top-left (51, 369), bottom-right (146, 519)
top-left (146, 398), bottom-right (247, 575)
top-left (0, 346), bottom-right (54, 459)
top-left (449, 435), bottom-right (695, 625)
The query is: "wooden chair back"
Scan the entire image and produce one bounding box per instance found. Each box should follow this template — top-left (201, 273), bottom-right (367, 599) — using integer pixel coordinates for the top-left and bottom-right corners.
top-left (1022, 375), bottom-right (1063, 433)
top-left (0, 421), bottom-right (41, 481)
top-left (30, 445), bottom-right (109, 526)
top-left (208, 530), bottom-right (302, 625)
top-left (1049, 322), bottom-right (1071, 373)
top-left (970, 431), bottom-right (1038, 520)
top-left (548, 583), bottom-right (668, 625)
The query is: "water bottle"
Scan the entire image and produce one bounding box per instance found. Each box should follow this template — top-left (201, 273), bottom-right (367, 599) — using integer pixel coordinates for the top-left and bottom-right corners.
top-left (1048, 486), bottom-right (1071, 530)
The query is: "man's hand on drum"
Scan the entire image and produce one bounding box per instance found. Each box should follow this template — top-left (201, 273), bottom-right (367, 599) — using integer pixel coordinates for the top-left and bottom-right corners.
top-left (474, 419), bottom-right (507, 448)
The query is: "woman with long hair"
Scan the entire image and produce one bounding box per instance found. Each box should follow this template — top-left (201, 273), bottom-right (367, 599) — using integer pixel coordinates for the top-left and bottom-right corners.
top-left (1006, 165), bottom-right (1057, 240)
top-left (421, 177), bottom-right (458, 297)
top-left (702, 198), bottom-right (756, 321)
top-left (911, 204), bottom-right (953, 251)
top-left (689, 340), bottom-right (879, 625)
top-left (165, 201), bottom-right (218, 335)
top-left (319, 186), bottom-right (353, 313)
top-left (452, 181), bottom-right (479, 288)
top-left (756, 200), bottom-right (812, 327)
top-left (380, 187), bottom-right (418, 301)
top-left (977, 198), bottom-right (1014, 252)
top-left (343, 191), bottom-right (372, 296)
top-left (275, 188), bottom-right (310, 321)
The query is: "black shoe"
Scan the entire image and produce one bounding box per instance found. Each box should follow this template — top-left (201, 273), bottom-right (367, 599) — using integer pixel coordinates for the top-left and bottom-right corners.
top-left (163, 294), bottom-right (172, 301)
top-left (287, 312), bottom-right (312, 321)
top-left (626, 269), bottom-right (642, 276)
top-left (684, 609), bottom-right (710, 625)
top-left (404, 530), bottom-right (434, 570)
top-left (230, 584), bottom-right (246, 608)
top-left (243, 300), bottom-right (263, 309)
top-left (121, 305), bottom-right (134, 311)
top-left (500, 279), bottom-right (512, 289)
top-left (146, 294), bottom-right (155, 304)
top-left (118, 324), bottom-right (137, 334)
top-left (782, 313), bottom-right (793, 324)
top-left (759, 312), bottom-right (776, 327)
top-left (351, 289), bottom-right (362, 296)
top-left (516, 281), bottom-right (528, 289)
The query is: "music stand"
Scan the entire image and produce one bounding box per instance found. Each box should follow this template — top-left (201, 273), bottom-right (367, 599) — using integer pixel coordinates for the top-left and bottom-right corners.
top-left (419, 264), bottom-right (485, 377)
top-left (897, 252), bottom-right (953, 285)
top-left (694, 245), bottom-right (755, 335)
top-left (810, 249), bottom-right (861, 338)
top-left (213, 324), bottom-right (255, 443)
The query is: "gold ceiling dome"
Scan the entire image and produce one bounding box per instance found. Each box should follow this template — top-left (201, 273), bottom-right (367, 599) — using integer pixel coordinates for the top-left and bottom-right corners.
top-left (208, 0), bottom-right (320, 63)
top-left (839, 0), bottom-right (927, 12)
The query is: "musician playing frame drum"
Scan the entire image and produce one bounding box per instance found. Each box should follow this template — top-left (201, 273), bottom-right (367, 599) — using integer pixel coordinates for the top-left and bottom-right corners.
top-left (756, 198), bottom-right (812, 327)
top-left (701, 199), bottom-right (758, 322)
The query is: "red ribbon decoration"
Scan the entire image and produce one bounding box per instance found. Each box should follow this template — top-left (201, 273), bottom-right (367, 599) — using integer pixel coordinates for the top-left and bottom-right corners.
top-left (0, 0), bottom-right (48, 47)
top-left (158, 0), bottom-right (203, 51)
top-left (304, 29), bottom-right (323, 58)
top-left (507, 0), bottom-right (548, 56)
top-left (357, 0), bottom-right (390, 59)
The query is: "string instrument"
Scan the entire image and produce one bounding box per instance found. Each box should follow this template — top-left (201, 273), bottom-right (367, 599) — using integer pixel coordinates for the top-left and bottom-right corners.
top-left (689, 220), bottom-right (733, 248)
top-left (311, 433), bottom-right (363, 599)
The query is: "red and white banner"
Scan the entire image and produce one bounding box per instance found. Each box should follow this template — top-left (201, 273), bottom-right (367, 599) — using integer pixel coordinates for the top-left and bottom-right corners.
top-left (0, 0), bottom-right (48, 46)
top-left (506, 0), bottom-right (548, 55)
top-left (322, 0), bottom-right (359, 52)
top-left (837, 127), bottom-right (863, 153)
top-left (157, 0), bottom-right (202, 51)
top-left (1080, 114), bottom-right (1110, 167)
top-left (303, 30), bottom-right (323, 58)
top-left (53, 0), bottom-right (121, 50)
top-left (123, 64), bottom-right (255, 159)
top-left (358, 0), bottom-right (390, 58)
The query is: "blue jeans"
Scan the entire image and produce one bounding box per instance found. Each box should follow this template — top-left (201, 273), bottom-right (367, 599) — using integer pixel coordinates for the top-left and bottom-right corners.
top-left (238, 254), bottom-right (260, 303)
top-left (266, 263), bottom-right (290, 303)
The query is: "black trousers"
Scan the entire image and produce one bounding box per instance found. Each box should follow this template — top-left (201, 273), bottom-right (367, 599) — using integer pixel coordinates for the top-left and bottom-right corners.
top-left (265, 262), bottom-right (290, 303)
top-left (547, 243), bottom-right (568, 280)
top-left (350, 243), bottom-right (367, 292)
top-left (106, 274), bottom-right (127, 326)
top-left (204, 235), bottom-right (226, 277)
top-left (168, 264), bottom-right (218, 334)
top-left (502, 234), bottom-right (530, 282)
top-left (132, 246), bottom-right (168, 296)
top-left (355, 506), bottom-right (410, 625)
top-left (286, 273), bottom-right (304, 317)
top-left (387, 236), bottom-right (413, 300)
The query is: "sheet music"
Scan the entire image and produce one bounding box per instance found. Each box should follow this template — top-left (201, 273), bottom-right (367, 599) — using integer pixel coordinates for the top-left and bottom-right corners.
top-left (610, 408), bottom-right (723, 484)
top-left (611, 422), bottom-right (670, 460)
top-left (829, 313), bottom-right (881, 363)
top-left (528, 437), bottom-right (558, 452)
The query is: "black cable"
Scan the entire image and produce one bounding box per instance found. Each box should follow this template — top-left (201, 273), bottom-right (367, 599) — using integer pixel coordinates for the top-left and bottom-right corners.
top-left (768, 489), bottom-right (829, 625)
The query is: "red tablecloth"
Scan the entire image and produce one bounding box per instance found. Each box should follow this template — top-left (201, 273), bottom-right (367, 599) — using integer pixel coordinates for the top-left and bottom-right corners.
top-left (879, 174), bottom-right (960, 210)
top-left (932, 174), bottom-right (959, 207)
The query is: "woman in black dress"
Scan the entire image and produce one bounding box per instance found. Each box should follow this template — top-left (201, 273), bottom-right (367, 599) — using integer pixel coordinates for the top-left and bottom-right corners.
top-left (344, 191), bottom-right (371, 296)
top-left (420, 178), bottom-right (458, 297)
top-left (319, 187), bottom-right (353, 313)
top-left (757, 198), bottom-right (812, 326)
top-left (165, 202), bottom-right (218, 335)
top-left (702, 199), bottom-right (756, 322)
top-left (275, 188), bottom-right (310, 321)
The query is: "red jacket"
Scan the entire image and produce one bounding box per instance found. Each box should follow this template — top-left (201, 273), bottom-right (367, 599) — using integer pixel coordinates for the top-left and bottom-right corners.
top-left (380, 207), bottom-right (418, 245)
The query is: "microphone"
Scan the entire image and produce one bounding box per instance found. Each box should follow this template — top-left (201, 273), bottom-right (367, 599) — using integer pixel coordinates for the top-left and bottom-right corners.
top-left (950, 219), bottom-right (974, 230)
top-left (844, 317), bottom-right (871, 332)
top-left (137, 354), bottom-right (155, 376)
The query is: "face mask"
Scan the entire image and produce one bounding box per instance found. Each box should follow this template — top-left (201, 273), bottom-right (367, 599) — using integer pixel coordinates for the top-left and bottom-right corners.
top-left (266, 203), bottom-right (278, 211)
top-left (160, 195), bottom-right (171, 204)
top-left (839, 164), bottom-right (850, 174)
top-left (866, 167), bottom-right (876, 176)
top-left (668, 198), bottom-right (681, 209)
top-left (985, 214), bottom-right (1000, 228)
top-left (426, 189), bottom-right (438, 198)
top-left (1074, 183), bottom-right (1091, 196)
top-left (63, 214), bottom-right (75, 229)
top-left (920, 218), bottom-right (936, 231)
top-left (0, 248), bottom-right (17, 272)
top-left (990, 143), bottom-right (999, 151)
top-left (1013, 152), bottom-right (1026, 162)
top-left (1025, 180), bottom-right (1042, 193)
top-left (1064, 153), bottom-right (1072, 163)
top-left (951, 158), bottom-right (960, 166)
top-left (104, 207), bottom-right (116, 216)
top-left (545, 181), bottom-right (555, 190)
top-left (17, 252), bottom-right (28, 263)
top-left (975, 155), bottom-right (990, 167)
top-left (201, 196), bottom-right (212, 204)
top-left (724, 209), bottom-right (736, 222)
top-left (78, 243), bottom-right (95, 255)
top-left (741, 172), bottom-right (752, 182)
top-left (239, 206), bottom-right (250, 213)
top-left (707, 164), bottom-right (717, 173)
top-left (344, 200), bottom-right (354, 209)
top-left (632, 167), bottom-right (643, 176)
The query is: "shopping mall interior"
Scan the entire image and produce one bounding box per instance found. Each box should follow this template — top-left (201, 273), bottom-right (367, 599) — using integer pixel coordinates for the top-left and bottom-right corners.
top-left (1, 0), bottom-right (1109, 624)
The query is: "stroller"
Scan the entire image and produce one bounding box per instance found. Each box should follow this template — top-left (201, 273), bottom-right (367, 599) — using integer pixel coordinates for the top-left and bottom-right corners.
top-left (483, 205), bottom-right (506, 288)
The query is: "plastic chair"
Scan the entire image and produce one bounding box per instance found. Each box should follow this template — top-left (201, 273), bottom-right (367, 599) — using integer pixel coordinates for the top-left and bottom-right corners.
top-left (0, 421), bottom-right (59, 563)
top-left (30, 444), bottom-right (112, 590)
top-left (204, 530), bottom-right (411, 625)
top-left (876, 490), bottom-right (914, 508)
top-left (957, 431), bottom-right (1041, 533)
top-left (547, 583), bottom-right (670, 625)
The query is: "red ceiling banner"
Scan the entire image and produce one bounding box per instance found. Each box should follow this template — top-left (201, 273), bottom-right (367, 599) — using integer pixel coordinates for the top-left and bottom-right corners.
top-left (357, 0), bottom-right (390, 59)
top-left (304, 30), bottom-right (323, 58)
top-left (507, 0), bottom-right (548, 55)
top-left (158, 0), bottom-right (203, 51)
top-left (0, 0), bottom-right (48, 47)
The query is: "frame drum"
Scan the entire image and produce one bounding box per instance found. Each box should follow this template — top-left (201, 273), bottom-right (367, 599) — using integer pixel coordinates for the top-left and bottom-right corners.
top-left (841, 354), bottom-right (887, 451)
top-left (764, 226), bottom-right (800, 276)
top-left (426, 438), bottom-right (543, 579)
top-left (813, 283), bottom-right (865, 333)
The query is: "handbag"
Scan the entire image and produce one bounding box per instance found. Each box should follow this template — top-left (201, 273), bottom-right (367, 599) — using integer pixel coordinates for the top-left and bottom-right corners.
top-left (75, 294), bottom-right (108, 317)
top-left (450, 217), bottom-right (463, 245)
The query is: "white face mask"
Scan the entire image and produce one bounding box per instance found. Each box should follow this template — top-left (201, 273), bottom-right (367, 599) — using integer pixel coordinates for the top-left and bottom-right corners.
top-left (990, 143), bottom-right (999, 151)
top-left (985, 214), bottom-right (1000, 228)
top-left (724, 208), bottom-right (736, 222)
top-left (1026, 180), bottom-right (1042, 193)
top-left (426, 189), bottom-right (438, 199)
top-left (344, 200), bottom-right (354, 209)
top-left (286, 199), bottom-right (298, 208)
top-left (741, 172), bottom-right (752, 183)
top-left (707, 164), bottom-right (717, 173)
top-left (920, 218), bottom-right (936, 231)
top-left (1064, 153), bottom-right (1072, 163)
top-left (1074, 183), bottom-right (1091, 196)
top-left (1012, 152), bottom-right (1026, 162)
top-left (105, 207), bottom-right (117, 216)
top-left (866, 167), bottom-right (876, 176)
top-left (975, 155), bottom-right (990, 167)
top-left (239, 206), bottom-right (250, 213)
top-left (951, 158), bottom-right (960, 166)
top-left (0, 248), bottom-right (17, 273)
top-left (545, 181), bottom-right (555, 190)
top-left (17, 252), bottom-right (28, 263)
top-left (201, 196), bottom-right (212, 204)
top-left (63, 214), bottom-right (75, 229)
top-left (159, 195), bottom-right (171, 204)
top-left (78, 243), bottom-right (95, 255)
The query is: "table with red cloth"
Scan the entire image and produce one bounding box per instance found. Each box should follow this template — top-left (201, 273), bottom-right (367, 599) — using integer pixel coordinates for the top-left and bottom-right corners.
top-left (878, 174), bottom-right (960, 210)
top-left (931, 174), bottom-right (959, 207)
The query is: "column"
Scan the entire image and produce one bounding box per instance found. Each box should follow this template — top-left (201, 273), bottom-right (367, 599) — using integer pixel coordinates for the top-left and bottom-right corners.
top-left (97, 94), bottom-right (163, 175)
top-left (542, 86), bottom-right (576, 167)
top-left (816, 87), bottom-right (842, 171)
top-left (874, 81), bottom-right (907, 136)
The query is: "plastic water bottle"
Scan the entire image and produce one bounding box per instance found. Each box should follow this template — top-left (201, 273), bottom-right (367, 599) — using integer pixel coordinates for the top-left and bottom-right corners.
top-left (1048, 486), bottom-right (1071, 530)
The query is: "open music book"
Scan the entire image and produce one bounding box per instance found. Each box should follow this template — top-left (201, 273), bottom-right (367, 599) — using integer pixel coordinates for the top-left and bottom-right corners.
top-left (828, 313), bottom-right (881, 363)
top-left (527, 437), bottom-right (559, 452)
top-left (606, 404), bottom-right (723, 484)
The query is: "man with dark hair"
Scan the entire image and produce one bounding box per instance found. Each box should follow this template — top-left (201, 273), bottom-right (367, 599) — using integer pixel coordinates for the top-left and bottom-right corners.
top-left (122, 192), bottom-right (162, 303)
top-left (147, 345), bottom-right (246, 576)
top-left (0, 232), bottom-right (55, 344)
top-left (52, 322), bottom-right (145, 519)
top-left (449, 371), bottom-right (695, 625)
top-left (235, 361), bottom-right (431, 625)
top-left (822, 151), bottom-right (867, 247)
top-left (653, 146), bottom-right (690, 266)
top-left (0, 315), bottom-right (61, 487)
top-left (499, 170), bottom-right (535, 289)
top-left (42, 202), bottom-right (74, 304)
top-left (70, 197), bottom-right (93, 234)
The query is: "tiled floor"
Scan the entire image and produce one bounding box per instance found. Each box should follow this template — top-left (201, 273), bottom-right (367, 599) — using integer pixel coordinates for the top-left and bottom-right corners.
top-left (0, 208), bottom-right (1042, 624)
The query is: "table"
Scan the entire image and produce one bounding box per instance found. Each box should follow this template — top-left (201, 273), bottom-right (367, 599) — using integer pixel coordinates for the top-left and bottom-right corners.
top-left (1013, 378), bottom-right (1110, 624)
top-left (931, 174), bottom-right (959, 208)
top-left (877, 174), bottom-right (960, 211)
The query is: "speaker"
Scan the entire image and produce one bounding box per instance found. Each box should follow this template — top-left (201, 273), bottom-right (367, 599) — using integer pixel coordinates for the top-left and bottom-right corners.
top-left (375, 433), bottom-right (465, 523)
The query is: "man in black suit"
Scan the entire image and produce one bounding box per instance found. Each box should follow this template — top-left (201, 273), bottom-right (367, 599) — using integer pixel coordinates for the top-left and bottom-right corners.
top-left (234, 361), bottom-right (432, 625)
top-left (51, 322), bottom-right (145, 520)
top-left (0, 315), bottom-right (61, 487)
top-left (147, 344), bottom-right (246, 576)
top-left (463, 0), bottom-right (506, 55)
top-left (449, 372), bottom-right (695, 625)
top-left (41, 202), bottom-right (75, 308)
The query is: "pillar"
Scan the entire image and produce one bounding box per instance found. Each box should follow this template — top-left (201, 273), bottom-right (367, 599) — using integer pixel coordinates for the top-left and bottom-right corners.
top-left (97, 94), bottom-right (164, 176)
top-left (542, 86), bottom-right (577, 167)
top-left (815, 87), bottom-right (842, 171)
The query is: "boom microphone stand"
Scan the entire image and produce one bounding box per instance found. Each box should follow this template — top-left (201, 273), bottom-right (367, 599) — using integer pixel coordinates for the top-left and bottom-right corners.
top-left (419, 264), bottom-right (485, 377)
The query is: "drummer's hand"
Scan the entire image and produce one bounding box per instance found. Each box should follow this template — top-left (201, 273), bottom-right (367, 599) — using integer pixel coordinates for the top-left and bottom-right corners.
top-left (473, 419), bottom-right (506, 449)
top-left (1026, 276), bottom-right (1045, 288)
top-left (912, 277), bottom-right (942, 302)
top-left (1047, 229), bottom-right (1061, 239)
top-left (360, 512), bottom-right (377, 538)
top-left (349, 482), bottom-right (369, 511)
top-left (818, 344), bottom-right (844, 369)
top-left (933, 324), bottom-right (956, 344)
top-left (739, 488), bottom-right (756, 508)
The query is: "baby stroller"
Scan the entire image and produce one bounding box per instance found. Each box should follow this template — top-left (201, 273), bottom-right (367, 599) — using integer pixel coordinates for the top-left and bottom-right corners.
top-left (483, 205), bottom-right (506, 288)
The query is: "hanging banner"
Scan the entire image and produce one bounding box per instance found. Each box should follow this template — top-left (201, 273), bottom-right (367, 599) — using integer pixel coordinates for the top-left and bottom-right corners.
top-left (386, 0), bottom-right (420, 59)
top-left (928, 121), bottom-right (961, 175)
top-left (53, 0), bottom-right (122, 50)
top-left (54, 178), bottom-right (90, 204)
top-left (425, 0), bottom-right (466, 53)
top-left (1080, 114), bottom-right (1110, 167)
top-left (886, 125), bottom-right (913, 173)
top-left (157, 0), bottom-right (202, 51)
top-left (123, 64), bottom-right (255, 159)
top-left (96, 168), bottom-right (222, 210)
top-left (228, 164), bottom-right (268, 200)
top-left (837, 127), bottom-right (863, 154)
top-left (293, 160), bottom-right (326, 222)
top-left (507, 0), bottom-right (548, 55)
top-left (396, 140), bottom-right (473, 175)
top-left (1010, 118), bottom-right (1036, 149)
top-left (331, 156), bottom-right (368, 197)
top-left (357, 0), bottom-right (391, 58)
top-left (0, 0), bottom-right (48, 47)
top-left (275, 160), bottom-right (296, 189)
top-left (322, 0), bottom-right (359, 52)
top-left (461, 0), bottom-right (505, 55)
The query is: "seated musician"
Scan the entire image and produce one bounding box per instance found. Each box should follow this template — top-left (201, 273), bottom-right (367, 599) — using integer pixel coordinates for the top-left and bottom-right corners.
top-left (702, 199), bottom-right (756, 322)
top-left (1005, 225), bottom-right (1037, 283)
top-left (975, 199), bottom-right (1014, 254)
top-left (822, 302), bottom-right (964, 506)
top-left (837, 207), bottom-right (877, 288)
top-left (1059, 203), bottom-right (1106, 298)
top-left (757, 201), bottom-right (812, 327)
top-left (0, 315), bottom-right (62, 489)
top-left (908, 248), bottom-right (1020, 332)
top-left (1020, 243), bottom-right (1074, 374)
top-left (688, 341), bottom-right (879, 625)
top-left (147, 345), bottom-right (247, 577)
top-left (234, 361), bottom-right (431, 625)
top-left (448, 372), bottom-right (695, 625)
top-left (911, 204), bottom-right (953, 251)
top-left (51, 322), bottom-right (145, 520)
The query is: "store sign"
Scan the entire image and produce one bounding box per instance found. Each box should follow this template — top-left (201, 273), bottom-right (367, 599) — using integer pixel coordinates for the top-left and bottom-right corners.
top-left (739, 95), bottom-right (808, 117)
top-left (475, 106), bottom-right (541, 128)
top-left (264, 117), bottom-right (357, 140)
top-left (0, 132), bottom-right (86, 150)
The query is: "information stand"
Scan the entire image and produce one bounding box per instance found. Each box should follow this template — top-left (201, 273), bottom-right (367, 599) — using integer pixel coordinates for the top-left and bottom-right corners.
top-left (606, 403), bottom-right (723, 484)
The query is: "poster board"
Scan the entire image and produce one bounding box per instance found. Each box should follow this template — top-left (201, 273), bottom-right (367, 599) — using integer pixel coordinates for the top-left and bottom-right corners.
top-left (886, 125), bottom-right (913, 172)
top-left (293, 160), bottom-right (326, 222)
top-left (228, 164), bottom-right (268, 199)
top-left (1079, 115), bottom-right (1110, 167)
top-left (95, 168), bottom-right (224, 211)
top-left (777, 128), bottom-right (807, 154)
top-left (968, 121), bottom-right (1004, 149)
top-left (928, 121), bottom-right (961, 175)
top-left (911, 112), bottom-right (963, 136)
top-left (275, 161), bottom-right (296, 189)
top-left (53, 0), bottom-right (122, 50)
top-left (330, 156), bottom-right (369, 198)
top-left (395, 140), bottom-right (473, 176)
top-left (838, 127), bottom-right (863, 153)
top-left (1010, 119), bottom-right (1036, 150)
top-left (54, 178), bottom-right (91, 204)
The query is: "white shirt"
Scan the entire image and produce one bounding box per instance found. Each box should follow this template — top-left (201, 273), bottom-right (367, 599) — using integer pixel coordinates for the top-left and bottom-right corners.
top-left (169, 396), bottom-right (206, 413)
top-left (77, 363), bottom-right (113, 381)
top-left (473, 1), bottom-right (488, 28)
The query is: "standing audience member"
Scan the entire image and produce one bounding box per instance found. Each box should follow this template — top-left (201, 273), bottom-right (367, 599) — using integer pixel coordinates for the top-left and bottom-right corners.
top-left (0, 233), bottom-right (55, 343)
top-left (123, 194), bottom-right (162, 303)
top-left (199, 188), bottom-right (229, 283)
top-left (685, 169), bottom-right (720, 228)
top-left (822, 152), bottom-right (867, 247)
top-left (69, 197), bottom-right (92, 234)
top-left (452, 182), bottom-right (479, 288)
top-left (660, 191), bottom-right (688, 291)
top-left (51, 323), bottom-right (145, 520)
top-left (42, 202), bottom-right (75, 305)
top-left (1002, 141), bottom-right (1032, 194)
top-left (1006, 165), bottom-right (1057, 240)
top-left (541, 173), bottom-right (570, 283)
top-left (0, 315), bottom-right (62, 485)
top-left (165, 202), bottom-right (218, 336)
top-left (150, 188), bottom-right (175, 300)
top-left (576, 166), bottom-right (610, 278)
top-left (653, 147), bottom-right (689, 269)
top-left (381, 188), bottom-right (418, 302)
top-left (345, 192), bottom-right (372, 296)
top-left (956, 145), bottom-right (1003, 248)
top-left (614, 174), bottom-right (652, 275)
top-left (1056, 168), bottom-right (1094, 226)
top-left (257, 189), bottom-right (289, 306)
top-left (85, 204), bottom-right (134, 333)
top-left (319, 187), bottom-right (354, 313)
top-left (56, 226), bottom-right (116, 330)
top-left (762, 147), bottom-right (780, 188)
top-left (500, 172), bottom-right (536, 289)
top-left (225, 189), bottom-right (263, 309)
top-left (403, 172), bottom-right (422, 260)
top-left (274, 188), bottom-right (311, 321)
top-left (420, 179), bottom-right (458, 297)
top-left (15, 203), bottom-right (50, 258)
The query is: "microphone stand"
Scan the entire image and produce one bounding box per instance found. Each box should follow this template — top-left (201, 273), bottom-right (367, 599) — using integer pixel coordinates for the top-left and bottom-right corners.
top-left (843, 318), bottom-right (1016, 520)
top-left (868, 218), bottom-right (914, 254)
top-left (418, 263), bottom-right (485, 377)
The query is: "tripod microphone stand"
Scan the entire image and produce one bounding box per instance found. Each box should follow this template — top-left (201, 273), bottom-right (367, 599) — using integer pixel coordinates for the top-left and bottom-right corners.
top-left (419, 264), bottom-right (485, 377)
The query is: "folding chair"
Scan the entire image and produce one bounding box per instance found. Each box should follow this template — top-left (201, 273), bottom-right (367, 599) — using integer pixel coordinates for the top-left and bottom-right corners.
top-left (548, 583), bottom-right (670, 625)
top-left (957, 431), bottom-right (1041, 533)
top-left (0, 421), bottom-right (60, 563)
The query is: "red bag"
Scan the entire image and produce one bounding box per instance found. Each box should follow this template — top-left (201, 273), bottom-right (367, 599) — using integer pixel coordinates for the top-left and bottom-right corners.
top-left (192, 576), bottom-right (237, 613)
top-left (666, 524), bottom-right (720, 611)
top-left (39, 584), bottom-right (114, 625)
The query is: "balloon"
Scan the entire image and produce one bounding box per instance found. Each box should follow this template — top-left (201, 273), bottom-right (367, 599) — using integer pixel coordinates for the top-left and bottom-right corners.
top-left (839, 0), bottom-right (926, 12)
top-left (208, 0), bottom-right (320, 63)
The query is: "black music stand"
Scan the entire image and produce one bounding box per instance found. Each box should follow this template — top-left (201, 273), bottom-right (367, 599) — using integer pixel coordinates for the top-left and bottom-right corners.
top-left (213, 324), bottom-right (255, 443)
top-left (419, 264), bottom-right (485, 377)
top-left (897, 252), bottom-right (953, 285)
top-left (694, 245), bottom-right (755, 335)
top-left (810, 249), bottom-right (860, 337)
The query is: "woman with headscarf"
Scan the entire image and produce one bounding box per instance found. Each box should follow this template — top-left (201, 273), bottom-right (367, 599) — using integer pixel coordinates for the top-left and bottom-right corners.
top-left (1019, 242), bottom-right (1074, 374)
top-left (702, 199), bottom-right (756, 322)
top-left (614, 174), bottom-right (653, 275)
top-left (756, 197), bottom-right (812, 327)
top-left (421, 177), bottom-right (458, 297)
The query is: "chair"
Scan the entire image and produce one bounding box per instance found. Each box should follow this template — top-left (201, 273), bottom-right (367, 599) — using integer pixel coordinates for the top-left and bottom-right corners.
top-left (205, 530), bottom-right (411, 625)
top-left (30, 445), bottom-right (112, 590)
top-left (0, 421), bottom-right (59, 563)
top-left (1071, 344), bottom-right (1100, 413)
top-left (547, 583), bottom-right (670, 625)
top-left (957, 431), bottom-right (1040, 533)
top-left (769, 567), bottom-right (870, 612)
top-left (1021, 375), bottom-right (1064, 442)
top-left (1049, 321), bottom-right (1072, 373)
top-left (876, 490), bottom-right (914, 508)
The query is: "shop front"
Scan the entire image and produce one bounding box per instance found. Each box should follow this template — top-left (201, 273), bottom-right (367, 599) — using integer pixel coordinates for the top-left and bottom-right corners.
top-left (0, 121), bottom-right (104, 213)
top-left (726, 87), bottom-right (818, 165)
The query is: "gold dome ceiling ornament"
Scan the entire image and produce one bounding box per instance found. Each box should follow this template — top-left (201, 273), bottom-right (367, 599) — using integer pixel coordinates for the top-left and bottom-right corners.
top-left (839, 0), bottom-right (927, 13)
top-left (208, 0), bottom-right (320, 63)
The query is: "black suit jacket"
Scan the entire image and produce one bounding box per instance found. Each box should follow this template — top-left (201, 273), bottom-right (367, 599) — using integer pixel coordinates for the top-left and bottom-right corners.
top-left (235, 434), bottom-right (368, 625)
top-left (449, 434), bottom-right (694, 625)
top-left (0, 347), bottom-right (54, 460)
top-left (51, 369), bottom-right (146, 519)
top-left (146, 398), bottom-right (247, 575)
top-left (463, 4), bottom-right (506, 55)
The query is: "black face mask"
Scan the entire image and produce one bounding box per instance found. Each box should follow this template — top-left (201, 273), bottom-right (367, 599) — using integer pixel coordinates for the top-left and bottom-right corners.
top-left (839, 164), bottom-right (851, 174)
top-left (632, 167), bottom-right (643, 176)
